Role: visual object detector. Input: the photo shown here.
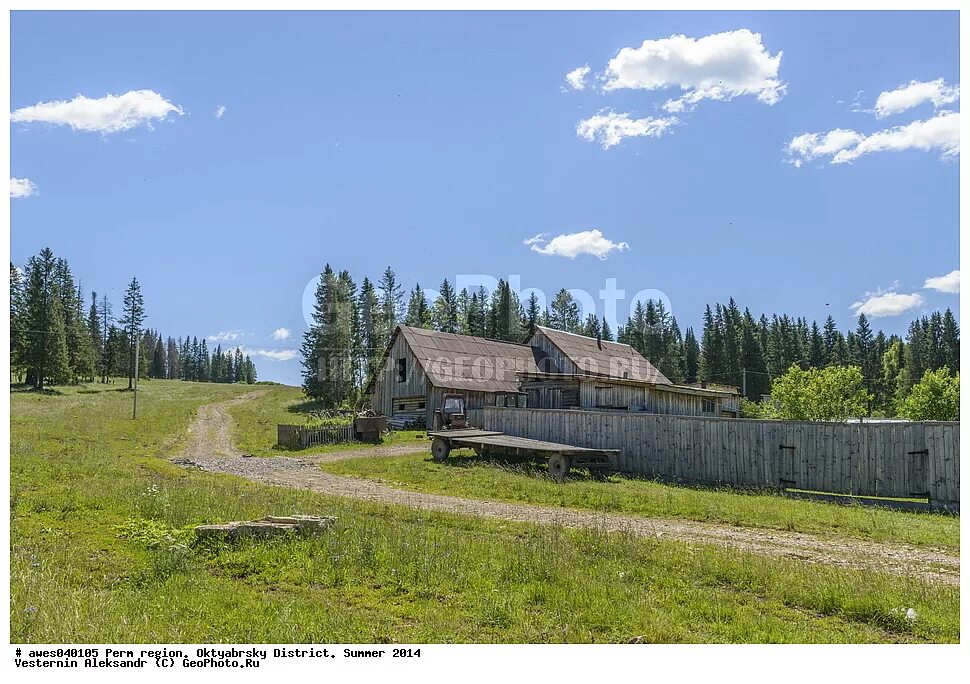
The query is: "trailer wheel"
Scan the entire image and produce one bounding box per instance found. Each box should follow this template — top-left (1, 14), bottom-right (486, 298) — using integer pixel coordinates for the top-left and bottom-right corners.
top-left (547, 454), bottom-right (572, 482)
top-left (431, 437), bottom-right (451, 462)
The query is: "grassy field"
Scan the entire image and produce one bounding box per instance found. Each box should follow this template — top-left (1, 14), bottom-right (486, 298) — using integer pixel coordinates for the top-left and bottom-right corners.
top-left (228, 384), bottom-right (425, 456)
top-left (322, 451), bottom-right (960, 551)
top-left (10, 381), bottom-right (960, 643)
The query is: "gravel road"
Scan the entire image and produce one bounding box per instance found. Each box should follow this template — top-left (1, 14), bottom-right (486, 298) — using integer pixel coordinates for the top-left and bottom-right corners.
top-left (173, 393), bottom-right (960, 586)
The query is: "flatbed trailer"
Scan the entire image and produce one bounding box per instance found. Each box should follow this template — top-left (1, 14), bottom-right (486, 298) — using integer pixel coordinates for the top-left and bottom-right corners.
top-left (427, 428), bottom-right (618, 481)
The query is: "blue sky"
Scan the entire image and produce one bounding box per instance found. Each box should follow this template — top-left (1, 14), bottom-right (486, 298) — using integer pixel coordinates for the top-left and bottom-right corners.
top-left (10, 11), bottom-right (960, 385)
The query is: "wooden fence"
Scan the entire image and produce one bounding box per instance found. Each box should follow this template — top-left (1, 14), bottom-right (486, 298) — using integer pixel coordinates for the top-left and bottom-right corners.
top-left (277, 423), bottom-right (356, 449)
top-left (479, 408), bottom-right (960, 504)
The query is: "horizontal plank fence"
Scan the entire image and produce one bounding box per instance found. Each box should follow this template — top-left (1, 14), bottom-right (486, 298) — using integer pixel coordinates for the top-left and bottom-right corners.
top-left (277, 423), bottom-right (356, 449)
top-left (480, 408), bottom-right (960, 505)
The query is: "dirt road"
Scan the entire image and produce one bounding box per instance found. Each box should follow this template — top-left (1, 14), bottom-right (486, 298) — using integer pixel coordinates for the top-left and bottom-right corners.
top-left (174, 395), bottom-right (960, 586)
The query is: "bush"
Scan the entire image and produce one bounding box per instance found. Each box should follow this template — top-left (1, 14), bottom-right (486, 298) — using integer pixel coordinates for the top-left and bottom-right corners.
top-left (899, 368), bottom-right (959, 421)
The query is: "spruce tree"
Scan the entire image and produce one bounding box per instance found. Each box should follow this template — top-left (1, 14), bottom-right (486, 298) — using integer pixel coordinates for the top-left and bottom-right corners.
top-left (525, 292), bottom-right (541, 338)
top-left (119, 277), bottom-right (146, 389)
top-left (549, 289), bottom-right (580, 333)
top-left (405, 283), bottom-right (431, 328)
top-left (683, 327), bottom-right (700, 384)
top-left (941, 308), bottom-right (960, 372)
top-left (431, 278), bottom-right (459, 333)
top-left (10, 264), bottom-right (27, 381)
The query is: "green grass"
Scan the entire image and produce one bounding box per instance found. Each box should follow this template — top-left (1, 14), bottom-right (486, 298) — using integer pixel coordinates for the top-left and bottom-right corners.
top-left (11, 381), bottom-right (960, 643)
top-left (227, 384), bottom-right (425, 456)
top-left (321, 451), bottom-right (960, 552)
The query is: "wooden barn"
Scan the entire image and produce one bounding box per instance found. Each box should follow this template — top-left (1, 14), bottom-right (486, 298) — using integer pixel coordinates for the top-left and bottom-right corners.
top-left (369, 324), bottom-right (739, 428)
top-left (369, 325), bottom-right (543, 428)
top-left (520, 326), bottom-right (740, 417)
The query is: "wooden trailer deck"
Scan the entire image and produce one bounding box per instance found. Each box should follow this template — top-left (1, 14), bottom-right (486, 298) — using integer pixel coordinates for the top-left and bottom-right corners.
top-left (427, 429), bottom-right (618, 481)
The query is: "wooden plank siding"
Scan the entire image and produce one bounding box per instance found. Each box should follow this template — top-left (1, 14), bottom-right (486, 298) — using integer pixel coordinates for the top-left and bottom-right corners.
top-left (479, 407), bottom-right (960, 504)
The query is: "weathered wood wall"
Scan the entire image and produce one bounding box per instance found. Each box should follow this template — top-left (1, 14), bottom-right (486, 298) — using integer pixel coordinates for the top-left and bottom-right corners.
top-left (371, 332), bottom-right (430, 424)
top-left (479, 408), bottom-right (960, 503)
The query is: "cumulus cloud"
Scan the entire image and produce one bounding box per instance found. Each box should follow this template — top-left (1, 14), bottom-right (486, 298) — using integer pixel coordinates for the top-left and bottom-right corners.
top-left (874, 78), bottom-right (959, 118)
top-left (576, 109), bottom-right (678, 149)
top-left (272, 327), bottom-right (291, 341)
top-left (242, 347), bottom-right (297, 362)
top-left (215, 104), bottom-right (226, 119)
top-left (11, 89), bottom-right (183, 134)
top-left (602, 29), bottom-right (786, 112)
top-left (850, 290), bottom-right (925, 317)
top-left (564, 65), bottom-right (591, 91)
top-left (786, 111), bottom-right (959, 166)
top-left (785, 129), bottom-right (865, 167)
top-left (924, 270), bottom-right (960, 294)
top-left (208, 330), bottom-right (244, 342)
top-left (525, 229), bottom-right (629, 259)
top-left (10, 177), bottom-right (38, 198)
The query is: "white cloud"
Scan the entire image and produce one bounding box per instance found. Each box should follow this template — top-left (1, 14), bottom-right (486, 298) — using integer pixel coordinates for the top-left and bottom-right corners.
top-left (602, 29), bottom-right (786, 112)
top-left (786, 111), bottom-right (960, 166)
top-left (208, 330), bottom-right (244, 342)
top-left (874, 78), bottom-right (959, 118)
top-left (850, 290), bottom-right (925, 317)
top-left (215, 104), bottom-right (226, 119)
top-left (241, 347), bottom-right (297, 362)
top-left (564, 65), bottom-right (591, 91)
top-left (526, 229), bottom-right (629, 260)
top-left (576, 109), bottom-right (678, 149)
top-left (272, 327), bottom-right (291, 341)
top-left (10, 177), bottom-right (38, 198)
top-left (11, 89), bottom-right (183, 134)
top-left (785, 129), bottom-right (866, 168)
top-left (923, 270), bottom-right (960, 294)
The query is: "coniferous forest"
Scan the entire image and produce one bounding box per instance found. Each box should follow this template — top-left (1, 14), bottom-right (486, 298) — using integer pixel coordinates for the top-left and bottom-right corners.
top-left (301, 263), bottom-right (959, 418)
top-left (9, 247), bottom-right (258, 390)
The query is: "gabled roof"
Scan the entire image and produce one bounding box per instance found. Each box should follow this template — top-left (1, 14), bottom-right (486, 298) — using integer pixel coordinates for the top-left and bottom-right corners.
top-left (392, 326), bottom-right (545, 392)
top-left (533, 325), bottom-right (671, 385)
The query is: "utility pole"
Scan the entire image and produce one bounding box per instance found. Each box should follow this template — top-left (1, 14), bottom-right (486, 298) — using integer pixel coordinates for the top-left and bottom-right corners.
top-left (742, 367), bottom-right (747, 399)
top-left (132, 334), bottom-right (140, 419)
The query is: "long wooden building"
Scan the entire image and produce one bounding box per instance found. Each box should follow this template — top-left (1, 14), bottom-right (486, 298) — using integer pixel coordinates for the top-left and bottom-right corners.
top-left (369, 324), bottom-right (738, 428)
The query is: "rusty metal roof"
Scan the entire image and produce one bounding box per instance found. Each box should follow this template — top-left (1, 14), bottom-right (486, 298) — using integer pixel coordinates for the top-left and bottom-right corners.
top-left (534, 326), bottom-right (671, 385)
top-left (399, 326), bottom-right (545, 392)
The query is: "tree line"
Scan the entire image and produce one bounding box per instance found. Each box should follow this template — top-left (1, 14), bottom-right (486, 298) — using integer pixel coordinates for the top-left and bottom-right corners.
top-left (10, 247), bottom-right (257, 389)
top-left (301, 264), bottom-right (959, 419)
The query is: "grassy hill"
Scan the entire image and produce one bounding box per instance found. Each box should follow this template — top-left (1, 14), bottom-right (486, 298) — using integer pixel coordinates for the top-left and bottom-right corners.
top-left (10, 381), bottom-right (960, 643)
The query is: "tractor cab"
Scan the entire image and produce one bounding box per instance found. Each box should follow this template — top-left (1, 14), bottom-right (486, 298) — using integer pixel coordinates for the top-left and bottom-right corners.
top-left (434, 393), bottom-right (467, 430)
